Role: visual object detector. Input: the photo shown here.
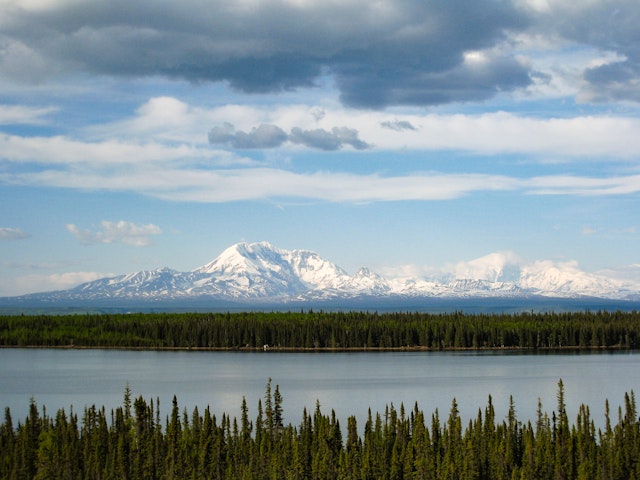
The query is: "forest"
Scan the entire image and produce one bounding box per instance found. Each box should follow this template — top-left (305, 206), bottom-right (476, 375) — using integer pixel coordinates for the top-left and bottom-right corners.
top-left (0, 309), bottom-right (639, 350)
top-left (1, 380), bottom-right (639, 479)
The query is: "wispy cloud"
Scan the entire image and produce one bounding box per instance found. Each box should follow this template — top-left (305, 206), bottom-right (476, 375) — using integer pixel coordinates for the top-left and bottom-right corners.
top-left (0, 104), bottom-right (56, 125)
top-left (66, 221), bottom-right (162, 247)
top-left (0, 132), bottom-right (233, 165)
top-left (4, 158), bottom-right (640, 204)
top-left (0, 271), bottom-right (111, 296)
top-left (0, 227), bottom-right (30, 240)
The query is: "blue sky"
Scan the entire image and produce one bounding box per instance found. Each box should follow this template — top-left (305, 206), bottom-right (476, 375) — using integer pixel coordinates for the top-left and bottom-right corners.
top-left (1, 0), bottom-right (640, 296)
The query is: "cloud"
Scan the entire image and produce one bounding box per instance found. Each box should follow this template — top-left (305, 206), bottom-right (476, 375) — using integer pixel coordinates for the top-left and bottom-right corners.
top-left (208, 123), bottom-right (370, 150)
top-left (0, 0), bottom-right (533, 107)
top-left (4, 141), bottom-right (640, 203)
top-left (582, 226), bottom-right (598, 235)
top-left (3, 1), bottom-right (640, 106)
top-left (208, 123), bottom-right (288, 149)
top-left (371, 112), bottom-right (640, 158)
top-left (381, 120), bottom-right (417, 131)
top-left (450, 251), bottom-right (524, 282)
top-left (3, 98), bottom-right (640, 204)
top-left (0, 104), bottom-right (56, 124)
top-left (525, 174), bottom-right (640, 195)
top-left (0, 227), bottom-right (30, 240)
top-left (0, 271), bottom-right (111, 296)
top-left (66, 220), bottom-right (162, 246)
top-left (525, 0), bottom-right (640, 104)
top-left (0, 131), bottom-right (247, 168)
top-left (289, 126), bottom-right (369, 150)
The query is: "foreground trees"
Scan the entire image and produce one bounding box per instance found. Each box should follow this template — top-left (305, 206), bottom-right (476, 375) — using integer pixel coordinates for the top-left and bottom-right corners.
top-left (1, 381), bottom-right (639, 480)
top-left (1, 309), bottom-right (639, 350)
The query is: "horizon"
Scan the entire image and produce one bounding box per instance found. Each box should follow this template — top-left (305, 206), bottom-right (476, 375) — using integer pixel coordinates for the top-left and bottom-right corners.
top-left (1, 0), bottom-right (640, 297)
top-left (1, 240), bottom-right (638, 307)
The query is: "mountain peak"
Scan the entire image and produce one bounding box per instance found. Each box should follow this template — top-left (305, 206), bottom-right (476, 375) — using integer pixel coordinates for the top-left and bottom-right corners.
top-left (5, 242), bottom-right (640, 304)
top-left (196, 241), bottom-right (282, 275)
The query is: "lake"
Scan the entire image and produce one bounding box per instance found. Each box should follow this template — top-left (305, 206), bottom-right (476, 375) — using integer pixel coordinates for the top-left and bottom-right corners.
top-left (1, 348), bottom-right (639, 431)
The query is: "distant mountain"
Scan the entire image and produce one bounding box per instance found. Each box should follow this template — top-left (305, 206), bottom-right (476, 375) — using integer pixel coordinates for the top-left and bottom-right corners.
top-left (2, 242), bottom-right (640, 311)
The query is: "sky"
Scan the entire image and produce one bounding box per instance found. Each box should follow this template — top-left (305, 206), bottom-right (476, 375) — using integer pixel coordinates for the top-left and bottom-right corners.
top-left (1, 0), bottom-right (640, 296)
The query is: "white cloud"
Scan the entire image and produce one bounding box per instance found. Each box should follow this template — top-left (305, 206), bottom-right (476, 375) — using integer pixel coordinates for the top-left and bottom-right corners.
top-left (0, 227), bottom-right (30, 240)
top-left (451, 251), bottom-right (524, 282)
top-left (3, 98), bottom-right (640, 204)
top-left (86, 97), bottom-right (640, 158)
top-left (526, 174), bottom-right (640, 195)
top-left (66, 220), bottom-right (162, 246)
top-left (0, 271), bottom-right (110, 297)
top-left (0, 104), bottom-right (56, 124)
top-left (0, 132), bottom-right (231, 165)
top-left (367, 111), bottom-right (640, 158)
top-left (5, 161), bottom-right (640, 204)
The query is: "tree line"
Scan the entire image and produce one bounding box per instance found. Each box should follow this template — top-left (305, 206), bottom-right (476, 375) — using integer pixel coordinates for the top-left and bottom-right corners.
top-left (1, 380), bottom-right (639, 479)
top-left (1, 310), bottom-right (639, 350)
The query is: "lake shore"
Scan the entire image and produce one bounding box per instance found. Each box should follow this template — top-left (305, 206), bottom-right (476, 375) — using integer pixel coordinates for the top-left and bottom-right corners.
top-left (1, 344), bottom-right (632, 352)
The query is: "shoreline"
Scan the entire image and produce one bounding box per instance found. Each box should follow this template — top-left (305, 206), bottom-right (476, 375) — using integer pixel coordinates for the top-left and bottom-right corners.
top-left (0, 344), bottom-right (633, 352)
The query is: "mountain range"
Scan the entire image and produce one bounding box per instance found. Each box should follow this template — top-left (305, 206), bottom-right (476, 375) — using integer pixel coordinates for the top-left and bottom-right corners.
top-left (3, 242), bottom-right (640, 312)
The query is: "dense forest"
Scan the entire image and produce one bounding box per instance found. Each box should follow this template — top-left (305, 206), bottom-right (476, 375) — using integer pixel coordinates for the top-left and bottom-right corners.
top-left (1, 310), bottom-right (639, 350)
top-left (1, 380), bottom-right (639, 479)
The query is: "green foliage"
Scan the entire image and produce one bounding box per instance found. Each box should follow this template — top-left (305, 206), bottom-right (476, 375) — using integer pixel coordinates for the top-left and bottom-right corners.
top-left (1, 309), bottom-right (639, 350)
top-left (1, 382), bottom-right (640, 479)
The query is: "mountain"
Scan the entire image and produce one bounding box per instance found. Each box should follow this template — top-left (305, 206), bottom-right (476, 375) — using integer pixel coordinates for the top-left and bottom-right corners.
top-left (3, 241), bottom-right (640, 310)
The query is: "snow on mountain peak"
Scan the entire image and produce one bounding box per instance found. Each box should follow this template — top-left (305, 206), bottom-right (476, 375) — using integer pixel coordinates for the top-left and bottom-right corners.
top-left (196, 241), bottom-right (283, 275)
top-left (11, 242), bottom-right (640, 302)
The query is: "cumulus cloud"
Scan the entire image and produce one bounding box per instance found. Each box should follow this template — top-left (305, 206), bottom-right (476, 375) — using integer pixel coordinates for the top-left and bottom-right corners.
top-left (208, 123), bottom-right (370, 150)
top-left (66, 220), bottom-right (162, 246)
top-left (0, 227), bottom-right (30, 240)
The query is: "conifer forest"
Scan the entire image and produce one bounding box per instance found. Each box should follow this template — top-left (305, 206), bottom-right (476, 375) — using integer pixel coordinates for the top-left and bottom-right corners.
top-left (2, 310), bottom-right (640, 478)
top-left (1, 380), bottom-right (639, 479)
top-left (1, 309), bottom-right (639, 350)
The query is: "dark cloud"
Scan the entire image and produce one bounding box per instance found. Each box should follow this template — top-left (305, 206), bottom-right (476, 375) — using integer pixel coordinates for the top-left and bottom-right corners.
top-left (290, 127), bottom-right (369, 151)
top-left (1, 0), bottom-right (533, 108)
top-left (6, 0), bottom-right (640, 106)
top-left (381, 120), bottom-right (418, 131)
top-left (208, 123), bottom-right (288, 149)
top-left (209, 123), bottom-right (369, 150)
top-left (583, 61), bottom-right (640, 103)
top-left (337, 52), bottom-right (531, 108)
top-left (539, 0), bottom-right (640, 103)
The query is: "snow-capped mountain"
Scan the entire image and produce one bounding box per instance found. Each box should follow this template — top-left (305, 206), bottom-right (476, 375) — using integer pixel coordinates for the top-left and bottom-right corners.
top-left (6, 241), bottom-right (640, 305)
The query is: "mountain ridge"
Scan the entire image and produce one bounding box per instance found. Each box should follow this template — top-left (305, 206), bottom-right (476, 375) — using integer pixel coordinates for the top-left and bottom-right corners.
top-left (3, 241), bottom-right (640, 306)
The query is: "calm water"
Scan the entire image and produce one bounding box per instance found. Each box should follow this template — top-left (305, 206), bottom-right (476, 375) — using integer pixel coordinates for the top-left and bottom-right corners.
top-left (1, 349), bottom-right (639, 430)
